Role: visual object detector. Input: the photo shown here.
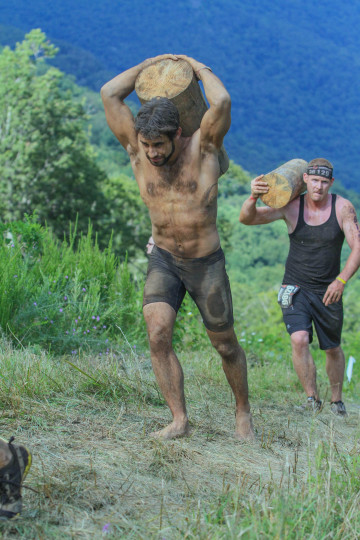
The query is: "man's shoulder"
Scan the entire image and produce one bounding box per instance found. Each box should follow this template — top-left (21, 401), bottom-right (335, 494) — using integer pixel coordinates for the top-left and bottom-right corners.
top-left (334, 193), bottom-right (354, 212)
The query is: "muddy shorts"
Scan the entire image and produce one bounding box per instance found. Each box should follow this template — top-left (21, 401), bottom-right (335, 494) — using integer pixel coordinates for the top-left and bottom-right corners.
top-left (281, 287), bottom-right (343, 350)
top-left (143, 245), bottom-right (234, 332)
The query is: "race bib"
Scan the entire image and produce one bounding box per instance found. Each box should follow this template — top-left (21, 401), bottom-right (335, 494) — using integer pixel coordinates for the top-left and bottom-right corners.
top-left (278, 284), bottom-right (300, 308)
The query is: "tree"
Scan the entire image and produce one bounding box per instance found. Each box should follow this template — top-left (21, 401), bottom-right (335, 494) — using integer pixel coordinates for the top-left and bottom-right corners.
top-left (0, 29), bottom-right (107, 240)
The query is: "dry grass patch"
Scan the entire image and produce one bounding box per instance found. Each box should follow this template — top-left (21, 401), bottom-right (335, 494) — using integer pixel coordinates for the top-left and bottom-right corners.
top-left (0, 344), bottom-right (359, 538)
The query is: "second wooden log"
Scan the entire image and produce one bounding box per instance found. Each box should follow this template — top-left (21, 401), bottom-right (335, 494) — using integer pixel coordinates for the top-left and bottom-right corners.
top-left (260, 159), bottom-right (308, 208)
top-left (135, 59), bottom-right (229, 175)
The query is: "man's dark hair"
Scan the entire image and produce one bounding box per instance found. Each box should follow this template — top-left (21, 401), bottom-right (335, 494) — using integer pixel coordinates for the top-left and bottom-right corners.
top-left (135, 97), bottom-right (180, 140)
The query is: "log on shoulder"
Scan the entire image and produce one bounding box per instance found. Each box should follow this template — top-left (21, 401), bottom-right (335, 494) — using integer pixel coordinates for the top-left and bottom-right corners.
top-left (260, 159), bottom-right (308, 208)
top-left (135, 58), bottom-right (229, 176)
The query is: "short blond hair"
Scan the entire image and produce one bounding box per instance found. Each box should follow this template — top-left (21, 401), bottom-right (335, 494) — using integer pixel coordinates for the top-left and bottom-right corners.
top-left (308, 158), bottom-right (333, 169)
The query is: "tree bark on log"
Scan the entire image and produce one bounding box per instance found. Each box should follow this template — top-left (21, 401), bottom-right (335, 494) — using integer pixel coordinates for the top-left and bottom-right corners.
top-left (260, 159), bottom-right (308, 208)
top-left (135, 59), bottom-right (229, 176)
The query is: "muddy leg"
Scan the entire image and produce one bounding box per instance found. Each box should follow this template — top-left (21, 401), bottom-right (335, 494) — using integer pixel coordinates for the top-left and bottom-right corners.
top-left (143, 302), bottom-right (189, 439)
top-left (207, 327), bottom-right (255, 441)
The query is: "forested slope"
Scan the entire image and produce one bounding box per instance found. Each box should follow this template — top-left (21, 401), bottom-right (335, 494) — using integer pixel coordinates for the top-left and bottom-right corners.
top-left (1, 1), bottom-right (360, 190)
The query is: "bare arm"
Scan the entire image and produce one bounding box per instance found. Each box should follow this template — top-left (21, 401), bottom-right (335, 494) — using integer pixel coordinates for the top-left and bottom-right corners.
top-left (176, 55), bottom-right (231, 151)
top-left (100, 54), bottom-right (178, 152)
top-left (239, 175), bottom-right (285, 225)
top-left (323, 201), bottom-right (360, 306)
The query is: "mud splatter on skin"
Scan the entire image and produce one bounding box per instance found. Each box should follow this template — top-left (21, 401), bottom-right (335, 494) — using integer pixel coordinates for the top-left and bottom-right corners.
top-left (201, 183), bottom-right (218, 207)
top-left (343, 205), bottom-right (360, 240)
top-left (207, 289), bottom-right (225, 317)
top-left (146, 179), bottom-right (198, 197)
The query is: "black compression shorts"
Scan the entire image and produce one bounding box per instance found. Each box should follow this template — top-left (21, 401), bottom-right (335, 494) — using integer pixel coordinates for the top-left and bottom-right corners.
top-left (281, 287), bottom-right (343, 350)
top-left (143, 245), bottom-right (234, 333)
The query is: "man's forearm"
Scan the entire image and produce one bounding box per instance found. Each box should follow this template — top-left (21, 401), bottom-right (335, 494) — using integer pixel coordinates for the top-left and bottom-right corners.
top-left (101, 62), bottom-right (146, 102)
top-left (177, 55), bottom-right (230, 108)
top-left (239, 196), bottom-right (258, 224)
top-left (338, 247), bottom-right (360, 283)
top-left (197, 66), bottom-right (230, 109)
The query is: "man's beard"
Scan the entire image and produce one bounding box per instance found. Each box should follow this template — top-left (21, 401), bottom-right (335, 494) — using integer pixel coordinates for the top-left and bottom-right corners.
top-left (147, 141), bottom-right (175, 167)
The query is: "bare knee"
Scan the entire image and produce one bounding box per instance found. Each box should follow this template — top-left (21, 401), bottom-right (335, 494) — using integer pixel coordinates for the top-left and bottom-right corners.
top-left (291, 331), bottom-right (310, 352)
top-left (212, 339), bottom-right (240, 362)
top-left (147, 323), bottom-right (173, 355)
top-left (325, 346), bottom-right (342, 359)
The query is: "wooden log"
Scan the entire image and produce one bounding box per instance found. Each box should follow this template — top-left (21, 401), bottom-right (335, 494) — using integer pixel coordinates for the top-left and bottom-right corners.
top-left (135, 59), bottom-right (229, 176)
top-left (260, 159), bottom-right (308, 208)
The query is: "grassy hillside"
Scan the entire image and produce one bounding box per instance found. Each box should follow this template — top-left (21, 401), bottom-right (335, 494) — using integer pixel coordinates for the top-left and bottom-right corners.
top-left (0, 341), bottom-right (359, 538)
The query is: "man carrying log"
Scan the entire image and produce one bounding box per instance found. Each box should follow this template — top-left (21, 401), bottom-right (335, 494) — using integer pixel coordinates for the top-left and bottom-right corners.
top-left (239, 159), bottom-right (360, 415)
top-left (101, 54), bottom-right (254, 440)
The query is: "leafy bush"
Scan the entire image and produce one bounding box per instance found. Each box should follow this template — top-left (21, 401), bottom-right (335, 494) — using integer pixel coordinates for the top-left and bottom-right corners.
top-left (0, 217), bottom-right (146, 355)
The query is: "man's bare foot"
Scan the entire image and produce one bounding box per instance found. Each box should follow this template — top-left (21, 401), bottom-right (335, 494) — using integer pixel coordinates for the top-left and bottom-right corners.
top-left (150, 420), bottom-right (190, 440)
top-left (235, 411), bottom-right (255, 441)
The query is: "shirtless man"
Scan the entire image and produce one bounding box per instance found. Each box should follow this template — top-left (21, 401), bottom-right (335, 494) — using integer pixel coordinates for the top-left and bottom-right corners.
top-left (101, 54), bottom-right (254, 440)
top-left (239, 159), bottom-right (360, 414)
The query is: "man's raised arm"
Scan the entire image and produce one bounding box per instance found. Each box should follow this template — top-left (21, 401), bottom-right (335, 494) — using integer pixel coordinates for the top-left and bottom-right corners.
top-left (101, 54), bottom-right (178, 151)
top-left (176, 55), bottom-right (231, 151)
top-left (239, 175), bottom-right (284, 225)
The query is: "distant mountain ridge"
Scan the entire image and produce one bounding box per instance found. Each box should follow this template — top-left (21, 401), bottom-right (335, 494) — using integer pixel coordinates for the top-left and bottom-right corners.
top-left (1, 1), bottom-right (360, 191)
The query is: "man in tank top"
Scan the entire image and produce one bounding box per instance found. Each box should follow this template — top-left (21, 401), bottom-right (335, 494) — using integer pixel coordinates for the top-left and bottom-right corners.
top-left (101, 55), bottom-right (254, 441)
top-left (239, 159), bottom-right (360, 415)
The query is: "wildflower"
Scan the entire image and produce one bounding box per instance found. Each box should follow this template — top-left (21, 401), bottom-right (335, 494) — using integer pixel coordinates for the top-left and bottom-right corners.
top-left (87, 329), bottom-right (90, 333)
top-left (75, 319), bottom-right (78, 323)
top-left (13, 275), bottom-right (18, 278)
top-left (102, 523), bottom-right (110, 534)
top-left (93, 326), bottom-right (97, 330)
top-left (65, 275), bottom-right (69, 279)
top-left (66, 331), bottom-right (69, 334)
top-left (64, 296), bottom-right (68, 301)
top-left (96, 316), bottom-right (100, 321)
top-left (48, 291), bottom-right (52, 295)
top-left (50, 320), bottom-right (54, 324)
top-left (105, 339), bottom-right (109, 343)
top-left (92, 316), bottom-right (95, 320)
top-left (71, 350), bottom-right (77, 355)
top-left (59, 308), bottom-right (63, 313)
top-left (103, 325), bottom-right (107, 329)
top-left (33, 302), bottom-right (37, 306)
top-left (82, 288), bottom-right (86, 292)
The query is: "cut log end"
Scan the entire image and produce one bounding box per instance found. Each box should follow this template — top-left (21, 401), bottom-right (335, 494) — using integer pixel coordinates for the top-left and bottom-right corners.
top-left (135, 59), bottom-right (194, 101)
top-left (260, 159), bottom-right (308, 208)
top-left (260, 174), bottom-right (293, 208)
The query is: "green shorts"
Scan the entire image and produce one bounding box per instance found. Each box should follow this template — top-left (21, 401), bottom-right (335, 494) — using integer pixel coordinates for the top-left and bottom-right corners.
top-left (143, 245), bottom-right (234, 332)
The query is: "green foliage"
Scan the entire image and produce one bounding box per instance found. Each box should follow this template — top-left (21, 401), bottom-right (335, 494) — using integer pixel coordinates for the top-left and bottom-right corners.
top-left (0, 29), bottom-right (107, 240)
top-left (0, 218), bottom-right (146, 355)
top-left (101, 174), bottom-right (151, 258)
